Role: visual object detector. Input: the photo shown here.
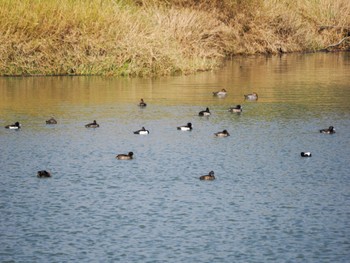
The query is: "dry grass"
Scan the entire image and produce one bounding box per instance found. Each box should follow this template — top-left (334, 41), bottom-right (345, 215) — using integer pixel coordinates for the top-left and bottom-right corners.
top-left (0, 0), bottom-right (349, 77)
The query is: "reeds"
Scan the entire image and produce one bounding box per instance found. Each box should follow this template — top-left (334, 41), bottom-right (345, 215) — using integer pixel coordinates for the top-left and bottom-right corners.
top-left (0, 0), bottom-right (349, 77)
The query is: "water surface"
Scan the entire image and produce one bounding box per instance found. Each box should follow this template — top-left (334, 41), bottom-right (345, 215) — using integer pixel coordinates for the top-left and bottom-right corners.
top-left (1, 53), bottom-right (350, 262)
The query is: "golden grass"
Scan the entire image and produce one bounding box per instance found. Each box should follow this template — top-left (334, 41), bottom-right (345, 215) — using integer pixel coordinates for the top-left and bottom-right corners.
top-left (0, 0), bottom-right (349, 76)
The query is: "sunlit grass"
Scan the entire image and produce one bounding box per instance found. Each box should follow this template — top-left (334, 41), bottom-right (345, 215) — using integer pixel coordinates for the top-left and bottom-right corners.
top-left (0, 0), bottom-right (349, 76)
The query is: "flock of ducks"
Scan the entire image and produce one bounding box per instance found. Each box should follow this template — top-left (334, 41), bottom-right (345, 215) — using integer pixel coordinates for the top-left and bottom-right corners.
top-left (5, 90), bottom-right (335, 180)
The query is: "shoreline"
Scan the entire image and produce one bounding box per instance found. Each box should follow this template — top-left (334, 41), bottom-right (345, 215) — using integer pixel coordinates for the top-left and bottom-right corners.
top-left (0, 0), bottom-right (349, 77)
top-left (1, 50), bottom-right (348, 78)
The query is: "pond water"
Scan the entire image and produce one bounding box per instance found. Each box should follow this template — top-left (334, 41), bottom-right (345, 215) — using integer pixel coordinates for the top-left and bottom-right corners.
top-left (0, 53), bottom-right (350, 262)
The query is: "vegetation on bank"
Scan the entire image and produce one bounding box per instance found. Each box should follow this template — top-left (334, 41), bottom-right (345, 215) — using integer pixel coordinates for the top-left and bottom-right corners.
top-left (0, 0), bottom-right (349, 77)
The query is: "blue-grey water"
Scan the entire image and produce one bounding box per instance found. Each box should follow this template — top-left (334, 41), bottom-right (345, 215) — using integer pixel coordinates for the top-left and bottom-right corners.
top-left (0, 53), bottom-right (350, 262)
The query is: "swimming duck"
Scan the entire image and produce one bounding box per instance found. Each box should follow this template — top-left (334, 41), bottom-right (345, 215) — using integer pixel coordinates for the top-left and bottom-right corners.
top-left (46, 117), bottom-right (57, 124)
top-left (85, 120), bottom-right (99, 128)
top-left (319, 126), bottom-right (335, 134)
top-left (301, 152), bottom-right (312, 157)
top-left (5, 122), bottom-right (21, 129)
top-left (37, 170), bottom-right (51, 178)
top-left (228, 105), bottom-right (242, 113)
top-left (215, 130), bottom-right (230, 137)
top-left (139, 98), bottom-right (147, 107)
top-left (213, 89), bottom-right (227, 97)
top-left (199, 107), bottom-right (211, 116)
top-left (134, 127), bottom-right (149, 135)
top-left (199, 171), bottom-right (215, 180)
top-left (116, 152), bottom-right (134, 160)
top-left (244, 92), bottom-right (258, 100)
top-left (177, 123), bottom-right (193, 131)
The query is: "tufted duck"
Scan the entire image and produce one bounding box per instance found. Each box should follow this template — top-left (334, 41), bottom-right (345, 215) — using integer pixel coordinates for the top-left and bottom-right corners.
top-left (301, 152), bottom-right (312, 157)
top-left (46, 117), bottom-right (57, 124)
top-left (85, 120), bottom-right (99, 128)
top-left (37, 170), bottom-right (51, 178)
top-left (177, 123), bottom-right (193, 131)
top-left (134, 127), bottom-right (149, 135)
top-left (228, 105), bottom-right (242, 113)
top-left (199, 107), bottom-right (211, 116)
top-left (199, 171), bottom-right (215, 180)
top-left (319, 126), bottom-right (335, 134)
top-left (139, 98), bottom-right (147, 107)
top-left (116, 152), bottom-right (134, 160)
top-left (215, 130), bottom-right (230, 137)
top-left (5, 122), bottom-right (21, 129)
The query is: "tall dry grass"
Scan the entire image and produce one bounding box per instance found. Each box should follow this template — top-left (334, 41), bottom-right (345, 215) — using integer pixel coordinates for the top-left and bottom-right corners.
top-left (0, 0), bottom-right (349, 76)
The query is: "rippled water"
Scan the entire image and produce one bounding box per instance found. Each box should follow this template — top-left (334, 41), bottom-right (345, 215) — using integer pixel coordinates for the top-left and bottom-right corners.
top-left (1, 53), bottom-right (350, 262)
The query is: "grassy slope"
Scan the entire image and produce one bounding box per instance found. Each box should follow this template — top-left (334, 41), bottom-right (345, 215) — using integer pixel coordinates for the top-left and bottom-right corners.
top-left (0, 0), bottom-right (349, 77)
